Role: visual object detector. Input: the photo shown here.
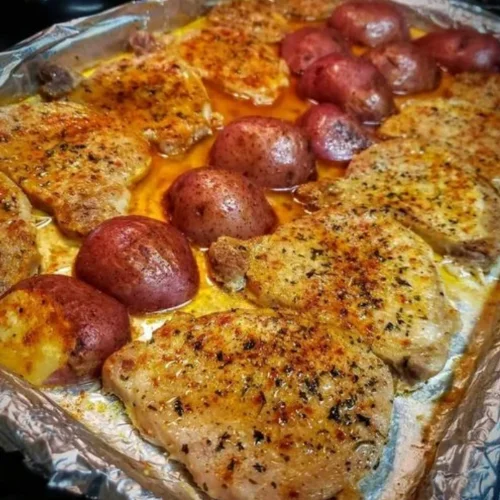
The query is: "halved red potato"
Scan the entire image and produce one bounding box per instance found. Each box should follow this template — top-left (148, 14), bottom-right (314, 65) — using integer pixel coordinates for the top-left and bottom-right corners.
top-left (165, 167), bottom-right (277, 247)
top-left (209, 116), bottom-right (316, 189)
top-left (75, 216), bottom-right (199, 313)
top-left (297, 103), bottom-right (374, 162)
top-left (298, 53), bottom-right (395, 124)
top-left (328, 0), bottom-right (409, 47)
top-left (364, 41), bottom-right (440, 95)
top-left (281, 27), bottom-right (348, 75)
top-left (415, 29), bottom-right (500, 74)
top-left (0, 275), bottom-right (130, 386)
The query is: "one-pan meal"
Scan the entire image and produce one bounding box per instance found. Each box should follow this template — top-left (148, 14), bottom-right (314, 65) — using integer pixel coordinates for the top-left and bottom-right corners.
top-left (0, 0), bottom-right (499, 498)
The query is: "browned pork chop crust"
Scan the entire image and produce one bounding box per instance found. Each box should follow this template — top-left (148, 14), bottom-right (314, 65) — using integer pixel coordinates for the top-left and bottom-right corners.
top-left (0, 173), bottom-right (40, 294)
top-left (0, 101), bottom-right (151, 237)
top-left (103, 309), bottom-right (393, 500)
top-left (297, 139), bottom-right (500, 270)
top-left (209, 203), bottom-right (460, 384)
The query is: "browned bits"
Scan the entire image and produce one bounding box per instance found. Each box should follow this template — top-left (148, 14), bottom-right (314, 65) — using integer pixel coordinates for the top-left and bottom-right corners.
top-left (165, 167), bottom-right (277, 247)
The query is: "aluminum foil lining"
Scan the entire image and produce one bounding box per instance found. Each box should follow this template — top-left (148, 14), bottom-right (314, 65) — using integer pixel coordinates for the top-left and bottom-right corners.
top-left (0, 1), bottom-right (500, 499)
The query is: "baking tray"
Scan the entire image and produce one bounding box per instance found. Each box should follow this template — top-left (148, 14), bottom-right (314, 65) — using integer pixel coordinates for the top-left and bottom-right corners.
top-left (0, 1), bottom-right (500, 499)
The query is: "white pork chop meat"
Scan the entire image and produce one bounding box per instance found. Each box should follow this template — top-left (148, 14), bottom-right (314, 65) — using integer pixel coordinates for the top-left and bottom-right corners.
top-left (70, 54), bottom-right (219, 156)
top-left (103, 309), bottom-right (393, 500)
top-left (380, 98), bottom-right (500, 189)
top-left (0, 173), bottom-right (40, 295)
top-left (209, 202), bottom-right (460, 384)
top-left (297, 139), bottom-right (500, 270)
top-left (0, 101), bottom-right (151, 237)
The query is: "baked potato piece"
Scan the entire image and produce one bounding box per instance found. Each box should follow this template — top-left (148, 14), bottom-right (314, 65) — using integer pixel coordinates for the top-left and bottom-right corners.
top-left (297, 104), bottom-right (374, 162)
top-left (298, 53), bottom-right (395, 124)
top-left (281, 27), bottom-right (348, 75)
top-left (209, 116), bottom-right (316, 189)
top-left (0, 275), bottom-right (130, 386)
top-left (329, 0), bottom-right (409, 47)
top-left (364, 42), bottom-right (440, 95)
top-left (165, 168), bottom-right (277, 247)
top-left (75, 216), bottom-right (199, 313)
top-left (415, 29), bottom-right (500, 74)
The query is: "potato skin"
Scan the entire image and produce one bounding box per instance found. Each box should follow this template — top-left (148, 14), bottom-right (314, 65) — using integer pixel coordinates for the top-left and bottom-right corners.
top-left (5, 274), bottom-right (130, 385)
top-left (165, 167), bottom-right (277, 247)
top-left (281, 27), bottom-right (348, 75)
top-left (415, 29), bottom-right (500, 74)
top-left (209, 116), bottom-right (316, 189)
top-left (297, 103), bottom-right (374, 162)
top-left (329, 1), bottom-right (409, 47)
top-left (298, 53), bottom-right (395, 124)
top-left (364, 41), bottom-right (440, 95)
top-left (75, 215), bottom-right (199, 313)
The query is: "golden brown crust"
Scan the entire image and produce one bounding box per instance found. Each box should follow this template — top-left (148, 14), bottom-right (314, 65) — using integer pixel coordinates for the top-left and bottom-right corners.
top-left (174, 27), bottom-right (289, 105)
top-left (209, 202), bottom-right (460, 384)
top-left (0, 173), bottom-right (40, 295)
top-left (71, 54), bottom-right (216, 156)
top-left (0, 101), bottom-right (151, 237)
top-left (103, 309), bottom-right (393, 500)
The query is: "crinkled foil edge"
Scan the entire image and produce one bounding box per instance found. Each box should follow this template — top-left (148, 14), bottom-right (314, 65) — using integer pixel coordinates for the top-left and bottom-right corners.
top-left (0, 1), bottom-right (499, 499)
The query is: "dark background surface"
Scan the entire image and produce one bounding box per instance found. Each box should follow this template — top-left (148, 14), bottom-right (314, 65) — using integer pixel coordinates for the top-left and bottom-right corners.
top-left (0, 0), bottom-right (499, 499)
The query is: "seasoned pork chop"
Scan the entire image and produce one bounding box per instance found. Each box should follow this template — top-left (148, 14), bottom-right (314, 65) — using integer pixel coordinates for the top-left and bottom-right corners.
top-left (174, 27), bottom-right (289, 105)
top-left (209, 204), bottom-right (460, 384)
top-left (0, 173), bottom-right (40, 295)
top-left (208, 0), bottom-right (288, 43)
top-left (71, 54), bottom-right (218, 156)
top-left (297, 139), bottom-right (500, 270)
top-left (103, 309), bottom-right (393, 500)
top-left (273, 0), bottom-right (337, 20)
top-left (380, 98), bottom-right (500, 188)
top-left (0, 101), bottom-right (150, 237)
top-left (445, 73), bottom-right (500, 111)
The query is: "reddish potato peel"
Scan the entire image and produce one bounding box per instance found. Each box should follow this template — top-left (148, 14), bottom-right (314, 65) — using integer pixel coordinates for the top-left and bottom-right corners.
top-left (329, 0), bottom-right (409, 47)
top-left (75, 216), bottom-right (199, 313)
top-left (209, 116), bottom-right (316, 190)
top-left (165, 167), bottom-right (277, 247)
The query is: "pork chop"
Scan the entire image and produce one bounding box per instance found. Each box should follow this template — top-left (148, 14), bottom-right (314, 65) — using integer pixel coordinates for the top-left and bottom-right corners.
top-left (273, 0), bottom-right (337, 20)
top-left (209, 203), bottom-right (460, 384)
top-left (0, 101), bottom-right (151, 237)
top-left (445, 73), bottom-right (500, 112)
top-left (296, 139), bottom-right (500, 270)
top-left (173, 27), bottom-right (289, 105)
top-left (103, 309), bottom-right (393, 500)
top-left (380, 98), bottom-right (500, 189)
top-left (207, 0), bottom-right (288, 43)
top-left (0, 173), bottom-right (40, 295)
top-left (70, 54), bottom-right (218, 156)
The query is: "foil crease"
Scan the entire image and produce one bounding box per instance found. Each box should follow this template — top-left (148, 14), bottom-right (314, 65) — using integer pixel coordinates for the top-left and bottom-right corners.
top-left (0, 1), bottom-right (499, 500)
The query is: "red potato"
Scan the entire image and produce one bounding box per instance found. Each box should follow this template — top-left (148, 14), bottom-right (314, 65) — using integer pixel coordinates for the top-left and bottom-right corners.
top-left (364, 41), bottom-right (440, 95)
top-left (75, 216), bottom-right (199, 314)
top-left (297, 103), bottom-right (374, 162)
top-left (165, 167), bottom-right (277, 247)
top-left (298, 53), bottom-right (395, 124)
top-left (209, 116), bottom-right (316, 189)
top-left (415, 29), bottom-right (500, 74)
top-left (281, 27), bottom-right (348, 75)
top-left (0, 274), bottom-right (130, 386)
top-left (328, 0), bottom-right (409, 47)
